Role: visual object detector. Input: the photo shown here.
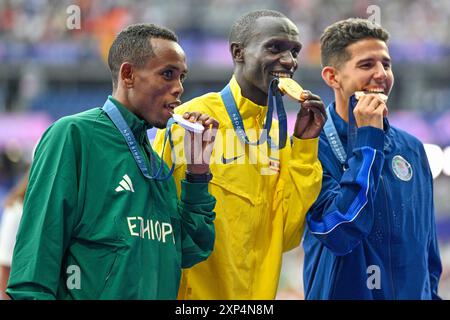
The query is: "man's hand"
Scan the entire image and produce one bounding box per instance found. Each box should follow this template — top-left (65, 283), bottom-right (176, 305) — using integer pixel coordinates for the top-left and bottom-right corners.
top-left (293, 91), bottom-right (327, 139)
top-left (182, 112), bottom-right (219, 174)
top-left (353, 94), bottom-right (388, 129)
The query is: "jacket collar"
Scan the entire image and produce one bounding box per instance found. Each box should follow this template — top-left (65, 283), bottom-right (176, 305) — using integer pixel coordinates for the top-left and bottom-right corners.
top-left (328, 102), bottom-right (393, 152)
top-left (229, 76), bottom-right (268, 121)
top-left (328, 102), bottom-right (349, 138)
top-left (328, 102), bottom-right (391, 135)
top-left (108, 96), bottom-right (153, 136)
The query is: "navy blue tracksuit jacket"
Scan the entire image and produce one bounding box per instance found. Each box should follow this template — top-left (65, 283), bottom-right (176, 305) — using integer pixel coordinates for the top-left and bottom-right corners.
top-left (303, 103), bottom-right (442, 299)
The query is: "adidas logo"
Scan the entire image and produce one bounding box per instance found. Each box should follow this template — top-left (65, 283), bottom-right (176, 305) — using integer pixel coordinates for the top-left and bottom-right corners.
top-left (115, 174), bottom-right (135, 193)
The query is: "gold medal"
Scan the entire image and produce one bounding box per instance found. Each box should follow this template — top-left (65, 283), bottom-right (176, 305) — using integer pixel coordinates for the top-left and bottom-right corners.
top-left (277, 77), bottom-right (307, 102)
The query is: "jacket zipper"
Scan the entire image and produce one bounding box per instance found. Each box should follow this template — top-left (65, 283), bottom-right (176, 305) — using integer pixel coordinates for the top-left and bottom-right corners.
top-left (380, 175), bottom-right (396, 299)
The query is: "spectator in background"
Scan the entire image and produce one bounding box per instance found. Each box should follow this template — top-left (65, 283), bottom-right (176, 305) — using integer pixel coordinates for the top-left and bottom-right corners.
top-left (302, 18), bottom-right (442, 299)
top-left (0, 170), bottom-right (28, 300)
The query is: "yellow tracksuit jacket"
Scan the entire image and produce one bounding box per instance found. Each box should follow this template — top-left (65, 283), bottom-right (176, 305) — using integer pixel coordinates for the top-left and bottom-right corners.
top-left (153, 76), bottom-right (322, 299)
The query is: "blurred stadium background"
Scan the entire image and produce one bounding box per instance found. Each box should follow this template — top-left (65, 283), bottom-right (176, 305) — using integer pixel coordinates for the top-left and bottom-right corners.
top-left (0, 0), bottom-right (449, 299)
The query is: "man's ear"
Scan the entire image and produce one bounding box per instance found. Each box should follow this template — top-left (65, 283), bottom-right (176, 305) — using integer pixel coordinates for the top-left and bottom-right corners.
top-left (321, 66), bottom-right (340, 90)
top-left (120, 62), bottom-right (134, 89)
top-left (230, 42), bottom-right (244, 63)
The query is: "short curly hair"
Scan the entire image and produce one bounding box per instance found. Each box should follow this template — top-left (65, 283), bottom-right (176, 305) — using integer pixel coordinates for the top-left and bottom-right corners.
top-left (229, 9), bottom-right (286, 47)
top-left (108, 23), bottom-right (178, 90)
top-left (320, 18), bottom-right (390, 68)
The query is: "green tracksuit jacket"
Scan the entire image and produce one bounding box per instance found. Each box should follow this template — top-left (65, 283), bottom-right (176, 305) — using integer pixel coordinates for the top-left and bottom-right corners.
top-left (6, 97), bottom-right (216, 300)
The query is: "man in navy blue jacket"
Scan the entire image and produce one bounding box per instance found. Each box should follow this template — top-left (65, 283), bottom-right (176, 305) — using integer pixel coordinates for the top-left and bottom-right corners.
top-left (303, 18), bottom-right (442, 299)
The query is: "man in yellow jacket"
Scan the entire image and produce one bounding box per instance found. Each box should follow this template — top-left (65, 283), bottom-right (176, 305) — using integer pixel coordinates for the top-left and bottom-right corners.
top-left (153, 10), bottom-right (326, 299)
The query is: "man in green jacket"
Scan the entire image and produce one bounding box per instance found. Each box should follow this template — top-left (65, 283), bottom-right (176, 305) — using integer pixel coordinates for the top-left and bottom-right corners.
top-left (6, 23), bottom-right (218, 300)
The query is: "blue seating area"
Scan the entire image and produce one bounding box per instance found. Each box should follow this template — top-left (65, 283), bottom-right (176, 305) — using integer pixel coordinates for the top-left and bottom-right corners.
top-left (29, 87), bottom-right (111, 120)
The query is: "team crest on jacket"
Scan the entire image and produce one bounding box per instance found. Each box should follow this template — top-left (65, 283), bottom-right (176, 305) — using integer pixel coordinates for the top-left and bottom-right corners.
top-left (392, 155), bottom-right (413, 181)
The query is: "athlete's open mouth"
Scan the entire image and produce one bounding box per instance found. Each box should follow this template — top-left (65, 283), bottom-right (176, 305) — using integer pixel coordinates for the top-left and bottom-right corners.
top-left (165, 101), bottom-right (181, 115)
top-left (270, 71), bottom-right (293, 78)
top-left (363, 87), bottom-right (386, 94)
top-left (355, 89), bottom-right (388, 102)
